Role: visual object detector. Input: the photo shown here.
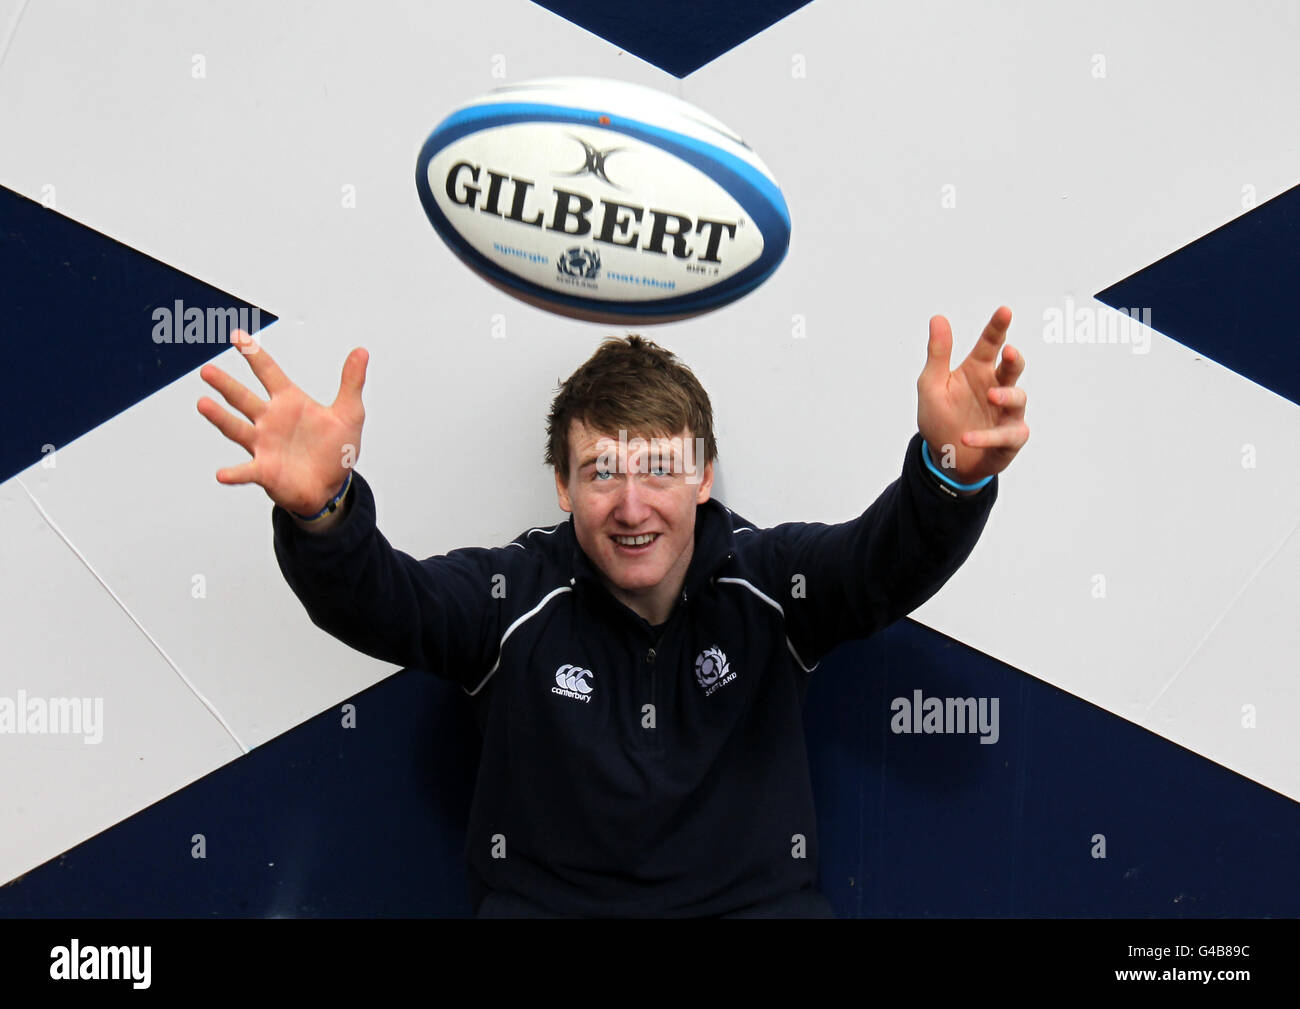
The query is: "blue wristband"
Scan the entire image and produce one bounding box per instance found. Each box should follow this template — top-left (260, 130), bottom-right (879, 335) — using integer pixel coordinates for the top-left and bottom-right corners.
top-left (291, 471), bottom-right (353, 521)
top-left (921, 440), bottom-right (993, 493)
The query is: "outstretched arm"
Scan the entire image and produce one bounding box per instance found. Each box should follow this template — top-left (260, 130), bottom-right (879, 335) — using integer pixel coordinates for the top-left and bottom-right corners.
top-left (768, 307), bottom-right (1027, 664)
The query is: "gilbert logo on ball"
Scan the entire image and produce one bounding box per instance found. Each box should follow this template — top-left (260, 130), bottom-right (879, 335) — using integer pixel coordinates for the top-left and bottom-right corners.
top-left (415, 77), bottom-right (791, 324)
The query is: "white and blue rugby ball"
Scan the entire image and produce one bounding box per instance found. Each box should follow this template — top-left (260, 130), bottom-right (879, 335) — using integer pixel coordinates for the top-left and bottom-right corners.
top-left (415, 76), bottom-right (791, 325)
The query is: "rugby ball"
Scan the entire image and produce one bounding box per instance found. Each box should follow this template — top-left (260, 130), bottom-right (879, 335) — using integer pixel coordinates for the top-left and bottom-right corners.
top-left (415, 76), bottom-right (791, 325)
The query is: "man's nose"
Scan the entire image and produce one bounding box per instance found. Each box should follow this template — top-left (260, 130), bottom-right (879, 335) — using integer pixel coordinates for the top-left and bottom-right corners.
top-left (612, 468), bottom-right (651, 520)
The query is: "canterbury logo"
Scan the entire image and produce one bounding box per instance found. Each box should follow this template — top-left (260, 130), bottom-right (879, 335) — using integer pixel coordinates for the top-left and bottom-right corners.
top-left (559, 136), bottom-right (625, 190)
top-left (552, 663), bottom-right (594, 703)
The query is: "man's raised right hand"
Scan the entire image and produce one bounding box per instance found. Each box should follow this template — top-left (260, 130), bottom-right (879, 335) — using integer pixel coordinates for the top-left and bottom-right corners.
top-left (197, 330), bottom-right (369, 517)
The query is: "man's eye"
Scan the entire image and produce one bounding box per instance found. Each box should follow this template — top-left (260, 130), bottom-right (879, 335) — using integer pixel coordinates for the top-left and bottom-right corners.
top-left (594, 470), bottom-right (612, 481)
top-left (649, 465), bottom-right (671, 477)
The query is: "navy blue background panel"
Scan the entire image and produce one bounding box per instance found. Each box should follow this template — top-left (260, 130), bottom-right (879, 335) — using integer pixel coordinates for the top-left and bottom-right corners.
top-left (4, 620), bottom-right (1297, 917)
top-left (1097, 183), bottom-right (1300, 408)
top-left (0, 672), bottom-right (479, 918)
top-left (807, 622), bottom-right (1300, 918)
top-left (0, 185), bottom-right (275, 483)
top-left (530, 0), bottom-right (814, 77)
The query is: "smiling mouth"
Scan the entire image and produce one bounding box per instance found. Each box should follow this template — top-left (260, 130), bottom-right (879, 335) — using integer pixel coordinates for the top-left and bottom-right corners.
top-left (612, 533), bottom-right (660, 548)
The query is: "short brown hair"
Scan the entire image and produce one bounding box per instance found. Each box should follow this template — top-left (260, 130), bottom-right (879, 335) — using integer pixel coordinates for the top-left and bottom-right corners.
top-left (546, 334), bottom-right (718, 482)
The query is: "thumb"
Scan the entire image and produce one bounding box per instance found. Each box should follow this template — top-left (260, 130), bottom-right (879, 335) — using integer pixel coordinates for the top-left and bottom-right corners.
top-left (333, 347), bottom-right (369, 417)
top-left (919, 315), bottom-right (952, 391)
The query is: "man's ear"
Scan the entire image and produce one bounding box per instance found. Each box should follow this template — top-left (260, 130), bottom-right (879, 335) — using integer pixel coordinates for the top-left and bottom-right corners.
top-left (555, 468), bottom-right (573, 513)
top-left (695, 460), bottom-right (714, 504)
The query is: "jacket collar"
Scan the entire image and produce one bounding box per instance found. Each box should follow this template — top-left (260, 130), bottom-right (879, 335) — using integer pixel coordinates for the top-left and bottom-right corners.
top-left (567, 497), bottom-right (738, 603)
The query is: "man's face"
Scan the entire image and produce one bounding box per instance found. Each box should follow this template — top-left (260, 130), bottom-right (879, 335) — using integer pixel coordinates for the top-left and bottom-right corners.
top-left (555, 420), bottom-right (714, 603)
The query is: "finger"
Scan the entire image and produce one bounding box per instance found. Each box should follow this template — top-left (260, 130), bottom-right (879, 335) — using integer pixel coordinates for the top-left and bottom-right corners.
top-left (919, 315), bottom-right (953, 391)
top-left (197, 397), bottom-right (257, 455)
top-left (967, 305), bottom-right (1012, 367)
top-left (962, 422), bottom-right (1029, 450)
top-left (996, 343), bottom-right (1026, 389)
top-left (332, 347), bottom-right (369, 418)
top-left (199, 363), bottom-right (266, 422)
top-left (231, 329), bottom-right (291, 397)
top-left (987, 386), bottom-right (1027, 413)
top-left (215, 459), bottom-right (261, 486)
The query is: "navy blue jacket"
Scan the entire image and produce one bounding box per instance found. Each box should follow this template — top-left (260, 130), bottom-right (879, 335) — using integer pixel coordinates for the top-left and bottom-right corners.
top-left (271, 431), bottom-right (997, 916)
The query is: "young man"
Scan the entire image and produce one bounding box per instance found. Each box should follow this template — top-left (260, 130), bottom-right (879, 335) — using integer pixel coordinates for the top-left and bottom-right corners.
top-left (196, 307), bottom-right (1028, 917)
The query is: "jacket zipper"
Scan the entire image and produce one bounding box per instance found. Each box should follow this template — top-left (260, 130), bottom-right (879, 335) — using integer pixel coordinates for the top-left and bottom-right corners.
top-left (581, 550), bottom-right (734, 747)
top-left (642, 586), bottom-right (689, 746)
top-left (645, 643), bottom-right (656, 738)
